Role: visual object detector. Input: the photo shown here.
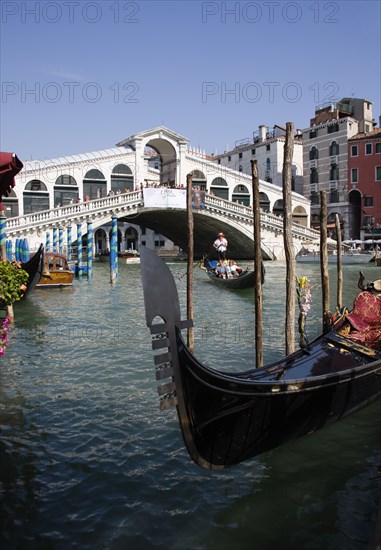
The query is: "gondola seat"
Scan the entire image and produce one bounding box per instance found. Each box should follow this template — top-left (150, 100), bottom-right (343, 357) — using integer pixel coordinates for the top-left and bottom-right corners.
top-left (344, 291), bottom-right (381, 349)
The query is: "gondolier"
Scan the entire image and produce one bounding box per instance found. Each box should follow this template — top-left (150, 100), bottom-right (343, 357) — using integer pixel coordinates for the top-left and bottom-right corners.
top-left (213, 232), bottom-right (228, 261)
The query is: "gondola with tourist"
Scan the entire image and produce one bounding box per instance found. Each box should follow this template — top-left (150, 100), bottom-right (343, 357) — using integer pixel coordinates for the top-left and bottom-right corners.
top-left (202, 255), bottom-right (256, 289)
top-left (140, 245), bottom-right (381, 470)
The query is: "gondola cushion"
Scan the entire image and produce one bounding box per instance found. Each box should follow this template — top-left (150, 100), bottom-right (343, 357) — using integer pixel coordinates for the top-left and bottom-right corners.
top-left (345, 291), bottom-right (381, 348)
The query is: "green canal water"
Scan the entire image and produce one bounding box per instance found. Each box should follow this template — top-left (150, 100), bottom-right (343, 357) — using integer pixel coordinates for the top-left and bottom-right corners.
top-left (1, 259), bottom-right (381, 549)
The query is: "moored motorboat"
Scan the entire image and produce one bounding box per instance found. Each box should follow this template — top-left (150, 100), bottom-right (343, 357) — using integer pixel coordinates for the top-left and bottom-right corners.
top-left (140, 245), bottom-right (381, 470)
top-left (37, 252), bottom-right (74, 288)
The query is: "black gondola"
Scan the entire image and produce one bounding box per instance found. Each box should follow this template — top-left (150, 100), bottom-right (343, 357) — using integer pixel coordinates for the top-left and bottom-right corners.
top-left (20, 244), bottom-right (44, 296)
top-left (202, 256), bottom-right (256, 289)
top-left (140, 245), bottom-right (381, 470)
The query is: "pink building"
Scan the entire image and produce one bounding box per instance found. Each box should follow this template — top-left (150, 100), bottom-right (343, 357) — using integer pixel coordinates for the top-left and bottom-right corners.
top-left (348, 128), bottom-right (381, 242)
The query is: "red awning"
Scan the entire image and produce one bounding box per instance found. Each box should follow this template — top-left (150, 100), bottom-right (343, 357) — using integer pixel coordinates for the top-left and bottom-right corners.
top-left (0, 152), bottom-right (23, 197)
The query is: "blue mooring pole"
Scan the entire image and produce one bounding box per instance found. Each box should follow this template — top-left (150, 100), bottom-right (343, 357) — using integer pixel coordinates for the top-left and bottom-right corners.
top-left (67, 225), bottom-right (72, 262)
top-left (23, 238), bottom-right (30, 262)
top-left (59, 226), bottom-right (64, 254)
top-left (87, 220), bottom-right (93, 279)
top-left (45, 231), bottom-right (50, 252)
top-left (6, 240), bottom-right (12, 261)
top-left (53, 227), bottom-right (58, 252)
top-left (110, 214), bottom-right (118, 284)
top-left (0, 213), bottom-right (6, 260)
top-left (77, 222), bottom-right (83, 277)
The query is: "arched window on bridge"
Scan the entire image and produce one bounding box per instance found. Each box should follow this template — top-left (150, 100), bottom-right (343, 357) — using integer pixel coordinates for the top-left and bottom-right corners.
top-left (210, 177), bottom-right (229, 200)
top-left (311, 214), bottom-right (320, 229)
top-left (232, 184), bottom-right (250, 206)
top-left (292, 205), bottom-right (308, 227)
top-left (190, 170), bottom-right (207, 191)
top-left (259, 192), bottom-right (270, 212)
top-left (54, 175), bottom-right (78, 207)
top-left (83, 169), bottom-right (107, 200)
top-left (111, 164), bottom-right (134, 193)
top-left (273, 199), bottom-right (283, 217)
top-left (23, 180), bottom-right (49, 214)
top-left (2, 189), bottom-right (19, 218)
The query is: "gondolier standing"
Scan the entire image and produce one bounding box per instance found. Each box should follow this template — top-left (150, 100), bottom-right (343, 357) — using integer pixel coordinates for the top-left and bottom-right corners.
top-left (213, 232), bottom-right (228, 261)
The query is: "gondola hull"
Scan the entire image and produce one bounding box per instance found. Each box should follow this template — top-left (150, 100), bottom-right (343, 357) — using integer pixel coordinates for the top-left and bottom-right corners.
top-left (203, 257), bottom-right (256, 289)
top-left (140, 246), bottom-right (381, 470)
top-left (21, 243), bottom-right (44, 296)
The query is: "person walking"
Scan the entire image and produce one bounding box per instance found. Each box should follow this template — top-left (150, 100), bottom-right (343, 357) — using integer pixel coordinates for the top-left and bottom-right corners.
top-left (213, 232), bottom-right (228, 261)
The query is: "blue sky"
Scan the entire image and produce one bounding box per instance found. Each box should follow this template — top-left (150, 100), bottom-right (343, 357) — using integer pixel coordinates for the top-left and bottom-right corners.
top-left (1, 0), bottom-right (380, 161)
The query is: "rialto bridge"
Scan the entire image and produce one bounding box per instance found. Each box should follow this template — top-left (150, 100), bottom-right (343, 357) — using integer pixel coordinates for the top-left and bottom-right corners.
top-left (3, 126), bottom-right (319, 260)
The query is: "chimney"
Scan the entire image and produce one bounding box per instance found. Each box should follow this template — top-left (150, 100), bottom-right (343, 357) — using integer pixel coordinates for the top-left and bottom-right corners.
top-left (259, 125), bottom-right (267, 143)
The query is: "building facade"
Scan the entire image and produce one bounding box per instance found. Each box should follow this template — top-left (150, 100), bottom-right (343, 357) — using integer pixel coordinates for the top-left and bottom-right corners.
top-left (347, 128), bottom-right (381, 242)
top-left (301, 98), bottom-right (375, 239)
top-left (210, 124), bottom-right (304, 197)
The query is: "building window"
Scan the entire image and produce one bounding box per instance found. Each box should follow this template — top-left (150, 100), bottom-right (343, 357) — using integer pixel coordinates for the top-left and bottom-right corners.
top-left (376, 143), bottom-right (381, 154)
top-left (228, 156), bottom-right (231, 162)
top-left (239, 165), bottom-right (243, 172)
top-left (351, 168), bottom-right (358, 183)
top-left (251, 148), bottom-right (256, 155)
top-left (363, 215), bottom-right (374, 227)
top-left (329, 141), bottom-right (339, 156)
top-left (364, 196), bottom-right (373, 207)
top-left (351, 145), bottom-right (358, 157)
top-left (217, 159), bottom-right (221, 164)
top-left (310, 168), bottom-right (318, 184)
top-left (330, 164), bottom-right (338, 181)
top-left (366, 143), bottom-right (373, 155)
top-left (376, 166), bottom-right (381, 181)
top-left (266, 144), bottom-right (270, 151)
top-left (327, 122), bottom-right (339, 134)
top-left (309, 129), bottom-right (317, 139)
top-left (239, 152), bottom-right (243, 159)
top-left (309, 146), bottom-right (318, 160)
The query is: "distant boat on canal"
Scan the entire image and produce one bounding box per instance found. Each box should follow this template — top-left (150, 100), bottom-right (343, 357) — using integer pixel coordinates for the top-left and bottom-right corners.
top-left (37, 252), bottom-right (74, 288)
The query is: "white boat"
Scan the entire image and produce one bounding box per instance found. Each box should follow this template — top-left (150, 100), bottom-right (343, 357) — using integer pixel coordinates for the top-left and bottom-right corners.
top-left (297, 249), bottom-right (374, 264)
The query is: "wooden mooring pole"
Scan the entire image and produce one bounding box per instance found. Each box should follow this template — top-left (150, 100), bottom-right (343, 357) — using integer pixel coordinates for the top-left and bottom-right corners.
top-left (335, 213), bottom-right (343, 310)
top-left (251, 159), bottom-right (263, 368)
top-left (320, 191), bottom-right (330, 332)
top-left (186, 173), bottom-right (194, 353)
top-left (283, 122), bottom-right (295, 355)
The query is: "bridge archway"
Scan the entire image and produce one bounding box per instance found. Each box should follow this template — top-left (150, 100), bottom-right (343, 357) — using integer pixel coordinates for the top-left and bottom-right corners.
top-left (2, 189), bottom-right (18, 217)
top-left (259, 192), bottom-right (270, 212)
top-left (83, 169), bottom-right (107, 199)
top-left (111, 164), bottom-right (133, 193)
top-left (54, 174), bottom-right (78, 207)
top-left (145, 138), bottom-right (177, 187)
top-left (190, 169), bottom-right (206, 191)
top-left (232, 184), bottom-right (250, 205)
top-left (210, 177), bottom-right (229, 200)
top-left (125, 226), bottom-right (138, 250)
top-left (292, 205), bottom-right (308, 227)
top-left (273, 199), bottom-right (283, 216)
top-left (24, 179), bottom-right (49, 214)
